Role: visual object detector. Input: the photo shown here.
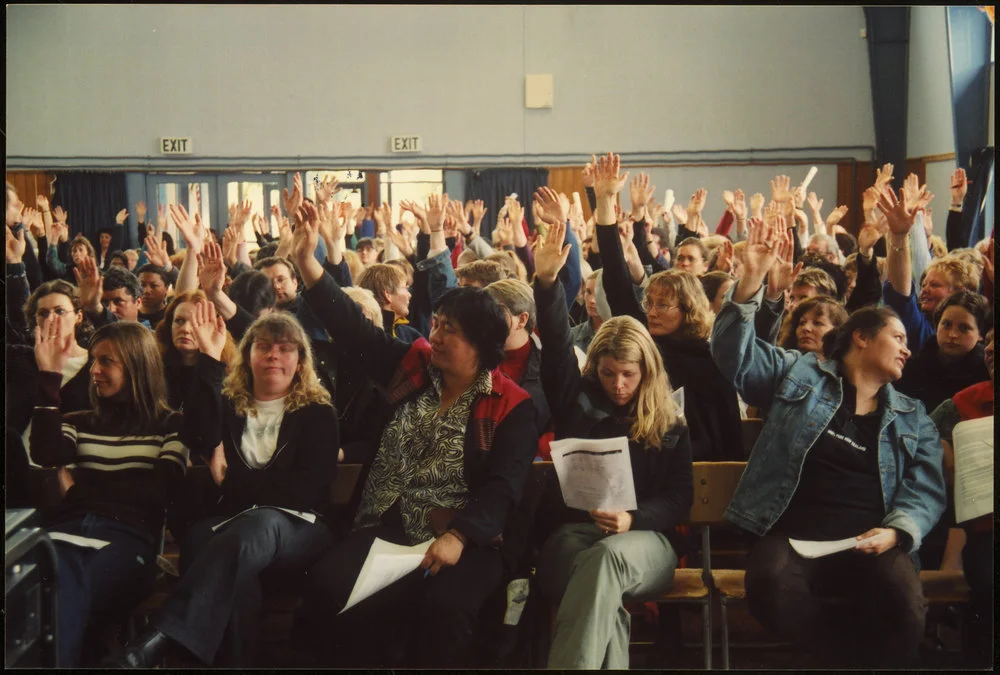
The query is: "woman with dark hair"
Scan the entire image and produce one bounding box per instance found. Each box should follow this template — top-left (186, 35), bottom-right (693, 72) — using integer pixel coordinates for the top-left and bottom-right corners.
top-left (589, 155), bottom-right (743, 461)
top-left (531, 221), bottom-right (693, 668)
top-left (700, 270), bottom-right (735, 315)
top-left (226, 269), bottom-right (276, 318)
top-left (287, 202), bottom-right (538, 668)
top-left (709, 216), bottom-right (945, 668)
top-left (895, 290), bottom-right (990, 413)
top-left (778, 295), bottom-right (849, 356)
top-left (113, 306), bottom-right (338, 668)
top-left (30, 321), bottom-right (189, 667)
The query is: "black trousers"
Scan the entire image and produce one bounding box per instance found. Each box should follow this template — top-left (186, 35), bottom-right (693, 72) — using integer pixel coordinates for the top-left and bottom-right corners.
top-left (745, 534), bottom-right (926, 668)
top-left (299, 523), bottom-right (504, 668)
top-left (154, 508), bottom-right (331, 666)
top-left (961, 529), bottom-right (993, 667)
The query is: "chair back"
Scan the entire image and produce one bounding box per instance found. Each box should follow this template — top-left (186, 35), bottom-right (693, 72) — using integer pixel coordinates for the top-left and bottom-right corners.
top-left (688, 461), bottom-right (747, 526)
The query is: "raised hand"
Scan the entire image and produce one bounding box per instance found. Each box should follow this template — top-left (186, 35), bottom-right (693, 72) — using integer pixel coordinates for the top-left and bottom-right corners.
top-left (749, 192), bottom-right (765, 220)
top-left (533, 217), bottom-right (571, 287)
top-left (671, 203), bottom-right (688, 225)
top-left (470, 199), bottom-right (487, 231)
top-left (581, 156), bottom-right (597, 189)
top-left (314, 174), bottom-right (339, 204)
top-left (189, 299), bottom-right (228, 361)
top-left (34, 313), bottom-right (76, 373)
top-left (629, 173), bottom-right (655, 218)
top-left (686, 188), bottom-right (708, 216)
top-left (221, 227), bottom-right (240, 267)
top-left (592, 152), bottom-right (629, 201)
top-left (426, 193), bottom-right (447, 232)
top-left (52, 205), bottom-right (68, 225)
top-left (6, 223), bottom-right (26, 263)
top-left (144, 231), bottom-right (171, 268)
top-left (806, 192), bottom-right (823, 213)
top-left (857, 222), bottom-right (882, 258)
top-left (732, 189), bottom-right (748, 222)
top-left (290, 202), bottom-right (320, 264)
top-left (876, 185), bottom-right (922, 236)
top-left (115, 208), bottom-right (129, 225)
top-left (169, 203), bottom-right (205, 256)
top-left (901, 174), bottom-right (935, 212)
top-left (385, 224), bottom-right (414, 258)
top-left (714, 238), bottom-right (735, 274)
top-left (506, 198), bottom-right (527, 247)
top-left (826, 205), bottom-right (849, 229)
top-left (743, 216), bottom-right (785, 287)
top-left (770, 175), bottom-right (793, 204)
top-left (534, 186), bottom-right (567, 226)
top-left (874, 163), bottom-right (895, 189)
top-left (950, 168), bottom-right (968, 206)
top-left (198, 241), bottom-right (227, 296)
top-left (136, 200), bottom-right (148, 222)
top-left (283, 172), bottom-right (304, 216)
top-left (36, 194), bottom-right (50, 212)
top-left (72, 257), bottom-right (103, 312)
top-left (766, 225), bottom-right (802, 300)
top-left (446, 199), bottom-right (471, 236)
top-left (22, 207), bottom-right (44, 239)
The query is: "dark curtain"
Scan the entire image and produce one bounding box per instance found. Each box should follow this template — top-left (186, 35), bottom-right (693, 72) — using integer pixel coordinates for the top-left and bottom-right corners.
top-left (963, 147), bottom-right (994, 247)
top-left (466, 168), bottom-right (549, 241)
top-left (864, 7), bottom-right (910, 191)
top-left (51, 171), bottom-right (128, 252)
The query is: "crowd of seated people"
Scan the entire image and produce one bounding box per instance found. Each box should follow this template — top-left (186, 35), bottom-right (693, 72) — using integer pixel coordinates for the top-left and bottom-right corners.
top-left (4, 150), bottom-right (994, 670)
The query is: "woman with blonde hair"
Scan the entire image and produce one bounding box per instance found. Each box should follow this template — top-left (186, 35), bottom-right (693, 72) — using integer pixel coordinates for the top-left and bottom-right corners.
top-left (531, 220), bottom-right (693, 669)
top-left (587, 153), bottom-right (743, 461)
top-left (114, 306), bottom-right (338, 668)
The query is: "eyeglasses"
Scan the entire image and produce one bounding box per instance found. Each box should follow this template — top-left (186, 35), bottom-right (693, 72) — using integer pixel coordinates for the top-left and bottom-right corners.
top-left (642, 300), bottom-right (680, 313)
top-left (36, 307), bottom-right (74, 320)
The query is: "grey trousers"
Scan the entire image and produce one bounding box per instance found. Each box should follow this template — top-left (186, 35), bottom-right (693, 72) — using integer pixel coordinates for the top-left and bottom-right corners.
top-left (536, 522), bottom-right (679, 669)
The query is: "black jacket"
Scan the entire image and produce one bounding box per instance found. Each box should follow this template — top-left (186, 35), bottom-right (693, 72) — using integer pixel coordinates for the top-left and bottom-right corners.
top-left (596, 223), bottom-right (744, 461)
top-left (182, 354), bottom-right (340, 518)
top-left (533, 279), bottom-right (694, 553)
top-left (896, 340), bottom-right (989, 414)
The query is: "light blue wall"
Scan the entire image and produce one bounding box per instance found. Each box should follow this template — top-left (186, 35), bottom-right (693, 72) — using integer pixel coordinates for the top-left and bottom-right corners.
top-left (8, 5), bottom-right (875, 169)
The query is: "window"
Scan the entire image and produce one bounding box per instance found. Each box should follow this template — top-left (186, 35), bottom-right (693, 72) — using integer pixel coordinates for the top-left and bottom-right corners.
top-left (379, 169), bottom-right (443, 225)
top-left (304, 170), bottom-right (366, 211)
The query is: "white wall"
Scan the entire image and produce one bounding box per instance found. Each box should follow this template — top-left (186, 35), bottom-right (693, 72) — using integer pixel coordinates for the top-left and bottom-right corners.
top-left (7, 5), bottom-right (875, 168)
top-left (907, 6), bottom-right (956, 159)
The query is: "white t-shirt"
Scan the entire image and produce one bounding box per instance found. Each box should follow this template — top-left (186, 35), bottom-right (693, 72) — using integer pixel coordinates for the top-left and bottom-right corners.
top-left (240, 397), bottom-right (287, 469)
top-left (24, 353), bottom-right (90, 467)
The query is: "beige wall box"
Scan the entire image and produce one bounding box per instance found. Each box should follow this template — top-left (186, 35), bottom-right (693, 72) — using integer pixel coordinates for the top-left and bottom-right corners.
top-left (159, 137), bottom-right (193, 155)
top-left (525, 74), bottom-right (554, 109)
top-left (390, 135), bottom-right (422, 153)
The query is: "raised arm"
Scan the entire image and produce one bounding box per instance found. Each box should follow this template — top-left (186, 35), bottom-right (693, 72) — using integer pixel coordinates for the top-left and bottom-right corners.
top-left (29, 317), bottom-right (82, 466)
top-left (169, 203), bottom-right (205, 295)
top-left (290, 202), bottom-right (410, 386)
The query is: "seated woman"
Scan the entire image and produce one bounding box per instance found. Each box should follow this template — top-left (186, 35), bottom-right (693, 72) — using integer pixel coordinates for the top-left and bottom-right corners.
top-left (154, 290), bottom-right (238, 410)
top-left (531, 221), bottom-right (693, 669)
top-left (777, 295), bottom-right (849, 356)
top-left (929, 327), bottom-right (993, 667)
top-left (113, 304), bottom-right (337, 668)
top-left (286, 203), bottom-right (538, 668)
top-left (710, 216), bottom-right (946, 668)
top-left (30, 321), bottom-right (189, 667)
top-left (588, 154), bottom-right (743, 461)
top-left (895, 290), bottom-right (989, 413)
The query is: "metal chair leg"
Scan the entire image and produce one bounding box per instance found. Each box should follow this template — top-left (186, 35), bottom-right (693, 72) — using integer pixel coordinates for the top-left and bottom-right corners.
top-left (703, 601), bottom-right (712, 670)
top-left (720, 597), bottom-right (730, 670)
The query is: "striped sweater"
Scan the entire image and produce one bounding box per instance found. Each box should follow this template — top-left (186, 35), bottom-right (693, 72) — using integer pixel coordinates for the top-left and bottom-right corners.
top-left (30, 371), bottom-right (189, 540)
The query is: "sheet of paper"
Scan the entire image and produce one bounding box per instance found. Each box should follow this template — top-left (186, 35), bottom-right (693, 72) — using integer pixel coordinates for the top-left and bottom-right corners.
top-left (549, 436), bottom-right (637, 512)
top-left (673, 387), bottom-right (685, 417)
top-left (789, 531), bottom-right (892, 558)
top-left (953, 416), bottom-right (994, 524)
top-left (340, 538), bottom-right (433, 614)
top-left (48, 532), bottom-right (111, 550)
top-left (211, 505), bottom-right (318, 532)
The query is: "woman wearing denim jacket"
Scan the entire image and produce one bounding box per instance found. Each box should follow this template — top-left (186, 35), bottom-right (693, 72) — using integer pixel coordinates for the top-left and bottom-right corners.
top-left (709, 215), bottom-right (946, 668)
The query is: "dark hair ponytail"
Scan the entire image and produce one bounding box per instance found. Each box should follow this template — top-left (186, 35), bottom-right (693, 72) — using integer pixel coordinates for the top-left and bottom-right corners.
top-left (822, 306), bottom-right (900, 362)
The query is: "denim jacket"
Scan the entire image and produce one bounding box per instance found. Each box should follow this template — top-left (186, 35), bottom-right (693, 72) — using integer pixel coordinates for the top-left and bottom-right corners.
top-left (709, 285), bottom-right (946, 554)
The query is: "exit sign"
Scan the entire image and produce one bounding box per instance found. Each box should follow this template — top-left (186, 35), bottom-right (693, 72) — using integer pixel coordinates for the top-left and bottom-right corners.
top-left (389, 135), bottom-right (422, 153)
top-left (160, 137), bottom-right (193, 155)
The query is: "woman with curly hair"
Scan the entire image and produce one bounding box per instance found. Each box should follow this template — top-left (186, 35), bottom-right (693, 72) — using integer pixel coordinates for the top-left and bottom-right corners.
top-left (589, 154), bottom-right (743, 460)
top-left (778, 295), bottom-right (849, 356)
top-left (153, 289), bottom-right (238, 410)
top-left (113, 305), bottom-right (338, 668)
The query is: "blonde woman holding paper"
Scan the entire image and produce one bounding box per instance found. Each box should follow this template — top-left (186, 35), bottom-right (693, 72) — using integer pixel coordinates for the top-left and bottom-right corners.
top-left (531, 218), bottom-right (693, 670)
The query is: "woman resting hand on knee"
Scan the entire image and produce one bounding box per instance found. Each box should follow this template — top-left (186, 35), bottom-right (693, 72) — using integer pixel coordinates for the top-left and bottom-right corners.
top-left (531, 219), bottom-right (693, 670)
top-left (709, 213), bottom-right (947, 668)
top-left (112, 302), bottom-right (338, 668)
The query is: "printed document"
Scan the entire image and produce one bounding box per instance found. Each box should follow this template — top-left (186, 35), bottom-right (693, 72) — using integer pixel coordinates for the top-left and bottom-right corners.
top-left (789, 531), bottom-right (891, 559)
top-left (550, 436), bottom-right (637, 512)
top-left (340, 538), bottom-right (433, 614)
top-left (953, 416), bottom-right (994, 524)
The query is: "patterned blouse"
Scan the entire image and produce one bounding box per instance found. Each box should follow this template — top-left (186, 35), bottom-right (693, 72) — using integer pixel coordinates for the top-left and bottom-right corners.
top-left (355, 367), bottom-right (494, 543)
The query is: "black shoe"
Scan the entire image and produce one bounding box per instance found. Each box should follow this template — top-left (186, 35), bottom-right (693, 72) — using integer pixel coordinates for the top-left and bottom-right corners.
top-left (105, 629), bottom-right (173, 668)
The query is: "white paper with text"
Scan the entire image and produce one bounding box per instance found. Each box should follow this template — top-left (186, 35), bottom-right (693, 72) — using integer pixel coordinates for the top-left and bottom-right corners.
top-left (550, 436), bottom-right (637, 512)
top-left (953, 416), bottom-right (994, 524)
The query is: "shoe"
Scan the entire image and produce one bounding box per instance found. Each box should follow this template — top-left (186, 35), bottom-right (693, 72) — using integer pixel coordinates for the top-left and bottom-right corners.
top-left (104, 629), bottom-right (173, 668)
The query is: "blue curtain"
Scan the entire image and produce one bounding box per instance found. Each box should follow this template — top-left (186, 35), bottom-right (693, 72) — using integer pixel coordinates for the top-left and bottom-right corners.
top-left (52, 171), bottom-right (128, 252)
top-left (466, 168), bottom-right (549, 241)
top-left (946, 7), bottom-right (994, 246)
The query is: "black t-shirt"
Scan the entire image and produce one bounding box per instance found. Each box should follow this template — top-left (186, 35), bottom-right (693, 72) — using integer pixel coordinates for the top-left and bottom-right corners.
top-left (138, 307), bottom-right (166, 329)
top-left (772, 378), bottom-right (886, 540)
